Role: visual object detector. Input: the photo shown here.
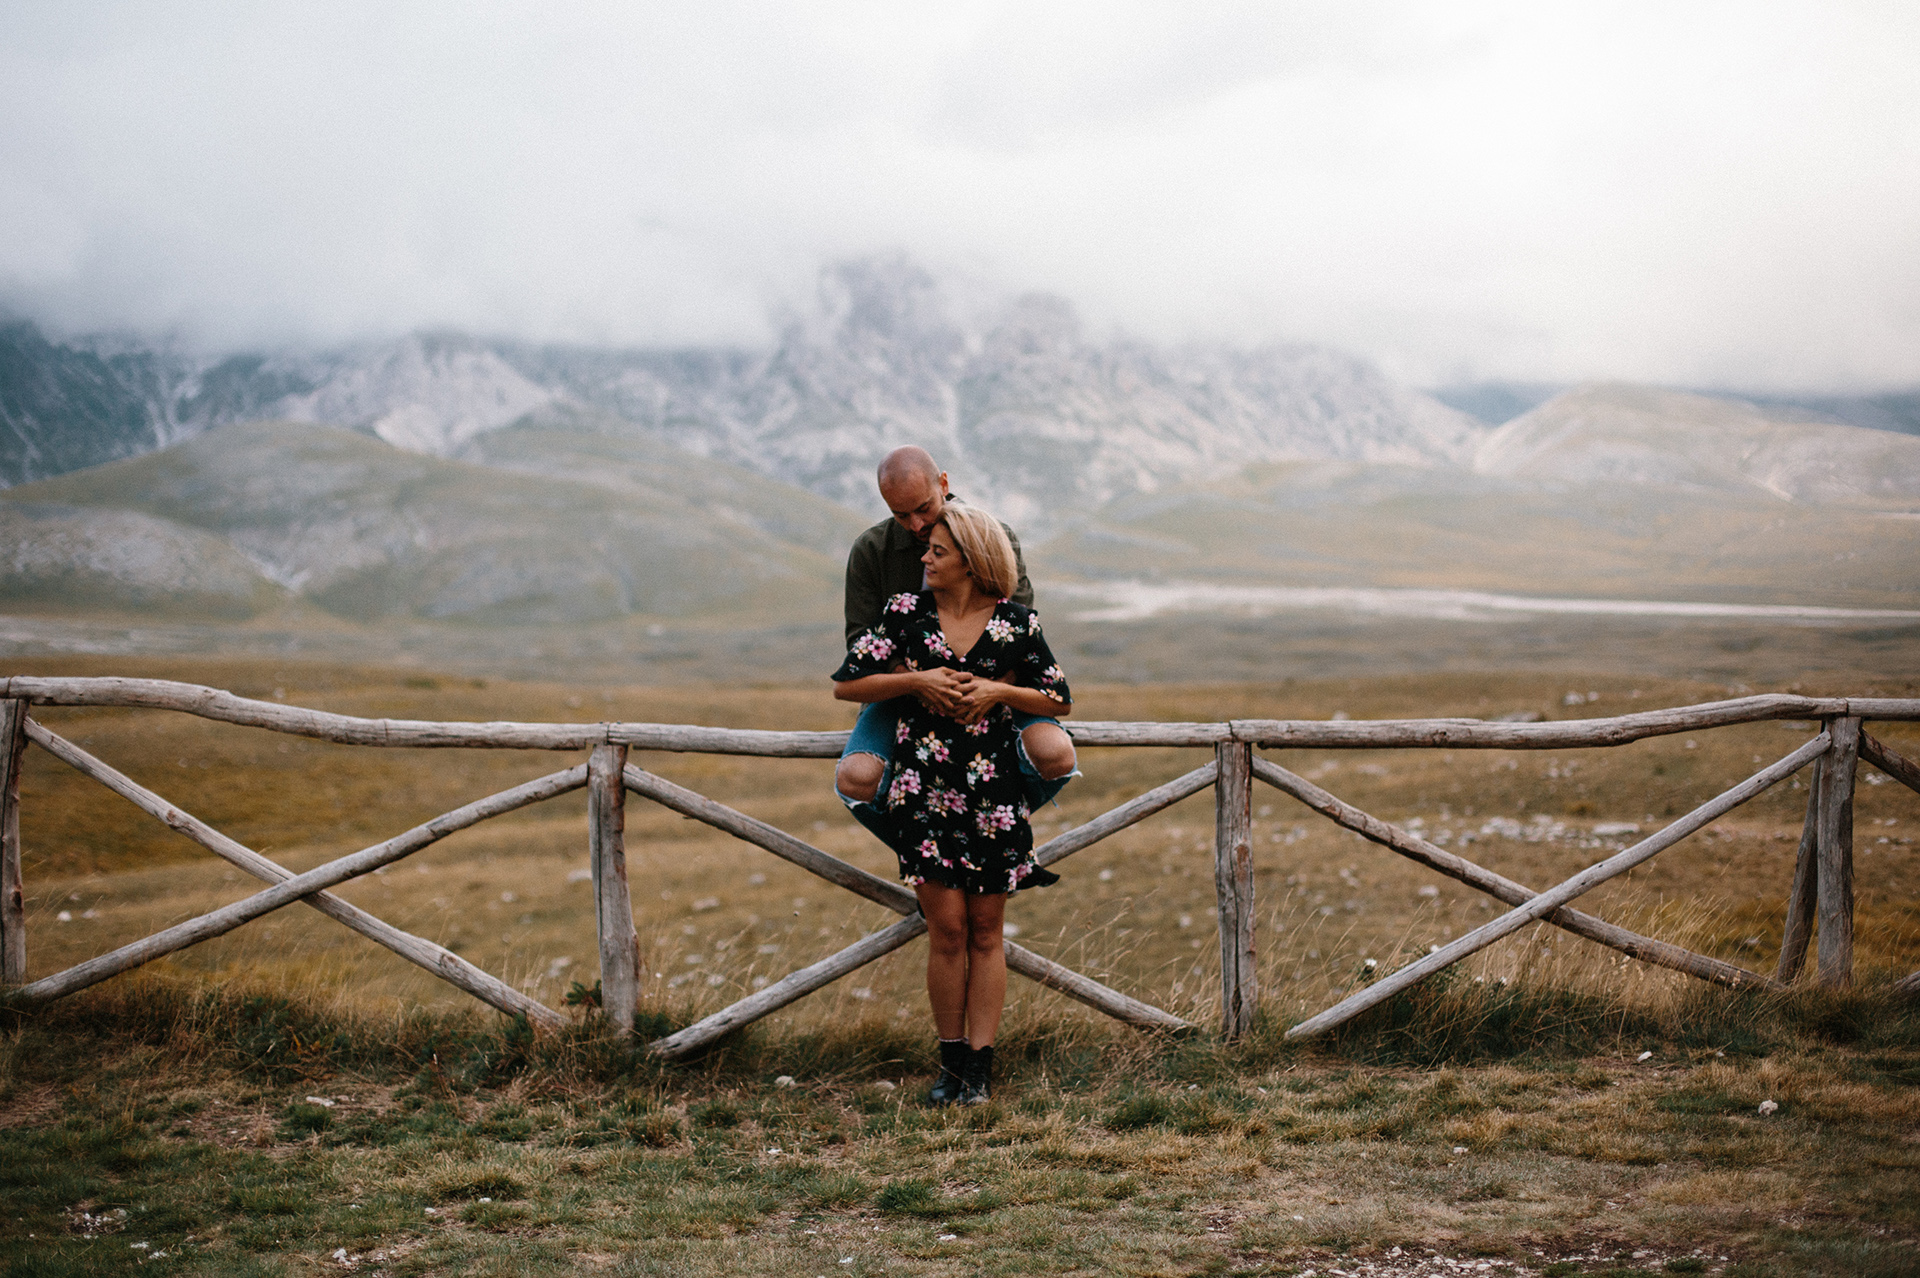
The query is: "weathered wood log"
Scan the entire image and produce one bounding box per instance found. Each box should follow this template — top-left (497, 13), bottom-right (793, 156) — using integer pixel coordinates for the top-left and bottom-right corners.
top-left (1227, 694), bottom-right (1872, 750)
top-left (0, 675), bottom-right (847, 755)
top-left (589, 744), bottom-right (639, 1041)
top-left (5, 764), bottom-right (589, 1008)
top-left (1860, 732), bottom-right (1920, 799)
top-left (1847, 698), bottom-right (1920, 721)
top-left (1249, 757), bottom-right (1780, 991)
top-left (0, 700), bottom-right (27, 984)
top-left (1816, 717), bottom-right (1861, 988)
top-left (1776, 757), bottom-right (1822, 985)
top-left (1065, 722), bottom-right (1235, 747)
top-left (1004, 940), bottom-right (1194, 1032)
top-left (1896, 969), bottom-right (1920, 996)
top-left (7, 677), bottom-right (1917, 754)
top-left (20, 718), bottom-right (565, 1027)
top-left (1285, 733), bottom-right (1830, 1040)
top-left (1214, 744), bottom-right (1257, 1039)
top-left (623, 765), bottom-right (919, 914)
top-left (649, 913), bottom-right (930, 1059)
top-left (1033, 762), bottom-right (1218, 869)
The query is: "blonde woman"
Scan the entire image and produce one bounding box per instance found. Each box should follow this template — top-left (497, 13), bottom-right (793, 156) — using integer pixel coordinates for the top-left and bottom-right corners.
top-left (832, 504), bottom-right (1074, 1104)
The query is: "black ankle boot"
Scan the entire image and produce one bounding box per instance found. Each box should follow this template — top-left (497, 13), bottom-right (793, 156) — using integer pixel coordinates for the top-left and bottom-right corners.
top-left (959, 1044), bottom-right (993, 1106)
top-left (927, 1039), bottom-right (968, 1106)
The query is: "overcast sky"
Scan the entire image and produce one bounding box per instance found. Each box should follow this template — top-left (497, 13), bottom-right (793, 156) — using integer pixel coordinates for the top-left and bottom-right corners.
top-left (2, 1), bottom-right (1916, 390)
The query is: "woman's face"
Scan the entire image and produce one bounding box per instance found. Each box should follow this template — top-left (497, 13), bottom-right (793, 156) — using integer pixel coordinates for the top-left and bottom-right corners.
top-left (921, 523), bottom-right (969, 590)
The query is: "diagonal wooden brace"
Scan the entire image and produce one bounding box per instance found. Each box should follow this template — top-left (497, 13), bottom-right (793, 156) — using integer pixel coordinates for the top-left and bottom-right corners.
top-left (21, 718), bottom-right (565, 1027)
top-left (6, 764), bottom-right (589, 1009)
top-left (625, 764), bottom-right (916, 912)
top-left (625, 764), bottom-right (1195, 1047)
top-left (651, 914), bottom-right (930, 1059)
top-left (1286, 733), bottom-right (1829, 1040)
top-left (648, 915), bottom-right (1194, 1061)
top-left (1862, 731), bottom-right (1920, 798)
top-left (1250, 755), bottom-right (1780, 991)
top-left (1035, 762), bottom-right (1218, 867)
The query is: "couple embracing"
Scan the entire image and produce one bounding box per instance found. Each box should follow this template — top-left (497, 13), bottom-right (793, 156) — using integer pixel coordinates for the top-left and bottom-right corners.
top-left (831, 447), bottom-right (1078, 1106)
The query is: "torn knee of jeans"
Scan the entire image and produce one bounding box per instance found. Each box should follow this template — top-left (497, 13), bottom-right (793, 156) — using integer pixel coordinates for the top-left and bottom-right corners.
top-left (835, 752), bottom-right (887, 801)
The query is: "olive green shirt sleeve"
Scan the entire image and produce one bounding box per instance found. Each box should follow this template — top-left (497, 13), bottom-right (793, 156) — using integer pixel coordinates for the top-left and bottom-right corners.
top-left (844, 521), bottom-right (892, 645)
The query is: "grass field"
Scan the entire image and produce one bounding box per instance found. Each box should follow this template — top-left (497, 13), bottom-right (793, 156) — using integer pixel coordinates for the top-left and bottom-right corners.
top-left (3, 656), bottom-right (1919, 1276)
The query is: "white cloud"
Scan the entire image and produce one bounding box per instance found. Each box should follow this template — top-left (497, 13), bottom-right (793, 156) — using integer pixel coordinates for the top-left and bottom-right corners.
top-left (1, 0), bottom-right (1915, 389)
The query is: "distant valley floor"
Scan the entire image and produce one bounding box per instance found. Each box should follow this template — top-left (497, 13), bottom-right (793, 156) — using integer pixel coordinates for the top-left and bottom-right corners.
top-left (4, 593), bottom-right (1916, 689)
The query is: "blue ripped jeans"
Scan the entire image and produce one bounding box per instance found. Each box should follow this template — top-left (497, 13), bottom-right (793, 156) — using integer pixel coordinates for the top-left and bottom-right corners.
top-left (836, 699), bottom-right (1074, 843)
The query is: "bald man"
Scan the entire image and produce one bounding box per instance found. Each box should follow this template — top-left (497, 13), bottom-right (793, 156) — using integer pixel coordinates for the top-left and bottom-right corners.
top-left (835, 447), bottom-right (1077, 817)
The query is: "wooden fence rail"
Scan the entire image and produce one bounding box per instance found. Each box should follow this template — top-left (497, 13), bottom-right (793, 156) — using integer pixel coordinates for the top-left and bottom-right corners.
top-left (1, 677), bottom-right (1917, 1054)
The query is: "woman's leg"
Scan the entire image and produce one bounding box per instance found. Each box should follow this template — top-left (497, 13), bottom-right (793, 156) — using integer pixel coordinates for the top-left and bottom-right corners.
top-left (916, 881), bottom-right (969, 1041)
top-left (962, 892), bottom-right (1009, 1048)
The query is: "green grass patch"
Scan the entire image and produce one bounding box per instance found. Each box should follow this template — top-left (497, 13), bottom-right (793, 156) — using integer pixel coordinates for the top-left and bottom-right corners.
top-left (8, 972), bottom-right (1918, 1277)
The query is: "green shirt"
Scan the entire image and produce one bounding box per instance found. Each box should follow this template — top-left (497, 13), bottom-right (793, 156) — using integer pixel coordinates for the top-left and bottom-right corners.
top-left (843, 498), bottom-right (1033, 644)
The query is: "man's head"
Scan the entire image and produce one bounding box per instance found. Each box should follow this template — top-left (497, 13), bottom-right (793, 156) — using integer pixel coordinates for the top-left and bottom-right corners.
top-left (877, 446), bottom-right (949, 541)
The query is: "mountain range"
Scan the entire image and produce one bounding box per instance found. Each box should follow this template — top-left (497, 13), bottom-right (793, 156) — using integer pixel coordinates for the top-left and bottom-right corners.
top-left (3, 257), bottom-right (1483, 524)
top-left (3, 256), bottom-right (1918, 633)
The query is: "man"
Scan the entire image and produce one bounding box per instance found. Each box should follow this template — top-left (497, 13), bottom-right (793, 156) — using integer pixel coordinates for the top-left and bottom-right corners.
top-left (835, 446), bottom-right (1077, 811)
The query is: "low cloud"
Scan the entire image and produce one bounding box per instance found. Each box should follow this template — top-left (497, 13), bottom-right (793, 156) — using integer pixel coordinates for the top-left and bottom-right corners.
top-left (2, 1), bottom-right (1915, 389)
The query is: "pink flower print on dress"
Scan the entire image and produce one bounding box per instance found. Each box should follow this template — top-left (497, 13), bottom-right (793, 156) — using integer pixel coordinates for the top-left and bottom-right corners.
top-left (975, 804), bottom-right (1018, 836)
top-left (895, 720), bottom-right (912, 743)
top-left (926, 787), bottom-right (967, 816)
top-left (984, 617), bottom-right (1015, 643)
top-left (886, 593), bottom-right (919, 614)
top-left (913, 732), bottom-right (950, 763)
top-left (917, 838), bottom-right (940, 859)
top-left (887, 768), bottom-right (922, 807)
top-left (1041, 664), bottom-right (1065, 684)
top-left (964, 719), bottom-right (992, 736)
top-left (850, 632), bottom-right (894, 662)
top-left (925, 629), bottom-right (954, 659)
top-left (1028, 613), bottom-right (1043, 634)
top-left (965, 754), bottom-right (996, 787)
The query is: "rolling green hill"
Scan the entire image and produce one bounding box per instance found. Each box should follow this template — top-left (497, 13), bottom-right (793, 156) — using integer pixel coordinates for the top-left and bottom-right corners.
top-left (460, 416), bottom-right (870, 561)
top-left (1, 421), bottom-right (846, 625)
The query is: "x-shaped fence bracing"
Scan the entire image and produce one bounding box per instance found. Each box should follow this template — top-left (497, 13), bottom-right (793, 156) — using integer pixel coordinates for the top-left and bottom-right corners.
top-left (2, 678), bottom-right (1917, 1053)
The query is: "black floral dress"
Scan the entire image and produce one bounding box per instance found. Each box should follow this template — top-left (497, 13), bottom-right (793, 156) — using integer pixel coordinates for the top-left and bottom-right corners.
top-left (833, 592), bottom-right (1073, 894)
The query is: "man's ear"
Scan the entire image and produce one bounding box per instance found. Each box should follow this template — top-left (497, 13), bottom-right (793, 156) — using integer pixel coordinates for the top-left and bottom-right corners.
top-left (938, 472), bottom-right (950, 496)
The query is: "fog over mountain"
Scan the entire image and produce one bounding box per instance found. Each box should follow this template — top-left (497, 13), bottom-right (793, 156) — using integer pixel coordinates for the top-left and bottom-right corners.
top-left (2, 258), bottom-right (1484, 528)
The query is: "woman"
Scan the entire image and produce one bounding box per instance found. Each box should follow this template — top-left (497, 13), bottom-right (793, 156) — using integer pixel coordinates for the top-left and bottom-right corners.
top-left (832, 504), bottom-right (1073, 1105)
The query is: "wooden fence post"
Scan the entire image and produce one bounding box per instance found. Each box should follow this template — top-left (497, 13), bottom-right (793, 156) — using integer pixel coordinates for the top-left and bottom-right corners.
top-left (1, 699), bottom-right (26, 984)
top-left (1214, 742), bottom-right (1256, 1039)
top-left (1816, 717), bottom-right (1860, 988)
top-left (588, 743), bottom-right (638, 1040)
top-left (1776, 755), bottom-right (1821, 984)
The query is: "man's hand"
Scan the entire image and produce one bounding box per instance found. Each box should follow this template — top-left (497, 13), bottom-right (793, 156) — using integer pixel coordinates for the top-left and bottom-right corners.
top-left (950, 677), bottom-right (1010, 725)
top-left (912, 667), bottom-right (975, 715)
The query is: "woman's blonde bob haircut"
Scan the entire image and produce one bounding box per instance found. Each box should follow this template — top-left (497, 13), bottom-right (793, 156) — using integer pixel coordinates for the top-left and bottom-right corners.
top-left (938, 504), bottom-right (1018, 600)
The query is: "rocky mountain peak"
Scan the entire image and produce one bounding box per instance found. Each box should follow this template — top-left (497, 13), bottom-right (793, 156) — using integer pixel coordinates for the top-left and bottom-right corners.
top-left (2, 256), bottom-right (1488, 527)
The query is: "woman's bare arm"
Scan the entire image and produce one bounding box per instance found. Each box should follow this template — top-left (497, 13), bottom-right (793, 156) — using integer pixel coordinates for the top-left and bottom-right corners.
top-left (953, 679), bottom-right (1070, 724)
top-left (834, 667), bottom-right (972, 713)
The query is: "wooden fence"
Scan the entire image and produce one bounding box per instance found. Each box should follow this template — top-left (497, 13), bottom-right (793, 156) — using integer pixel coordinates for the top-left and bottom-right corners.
top-left (2, 677), bottom-right (1917, 1057)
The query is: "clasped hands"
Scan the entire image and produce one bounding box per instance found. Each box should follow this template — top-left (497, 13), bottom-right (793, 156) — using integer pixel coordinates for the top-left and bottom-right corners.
top-left (910, 667), bottom-right (1006, 725)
